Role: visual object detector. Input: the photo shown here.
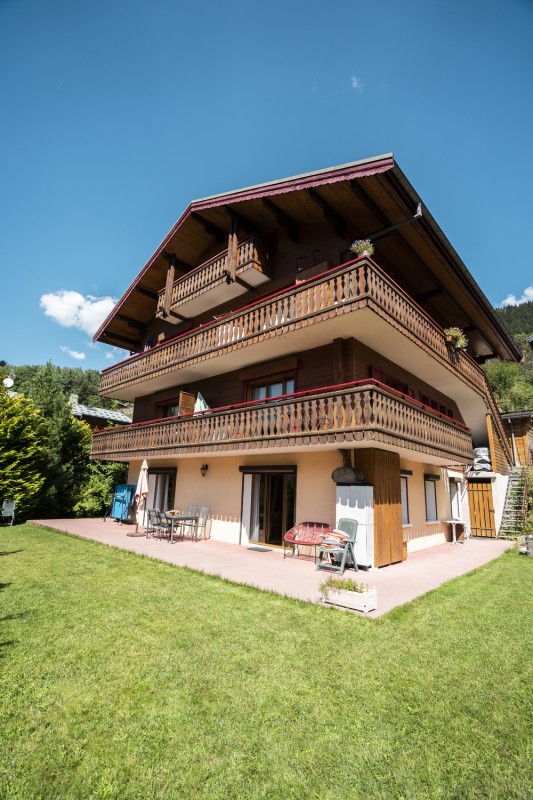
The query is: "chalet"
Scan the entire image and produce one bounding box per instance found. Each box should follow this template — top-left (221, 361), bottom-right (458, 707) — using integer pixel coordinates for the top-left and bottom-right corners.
top-left (91, 155), bottom-right (520, 566)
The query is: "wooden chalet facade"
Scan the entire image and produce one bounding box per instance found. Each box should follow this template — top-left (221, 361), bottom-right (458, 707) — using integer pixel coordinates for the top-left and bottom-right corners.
top-left (91, 155), bottom-right (520, 565)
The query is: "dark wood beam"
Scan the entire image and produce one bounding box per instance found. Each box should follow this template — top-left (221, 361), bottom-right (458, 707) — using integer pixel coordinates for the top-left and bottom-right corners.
top-left (135, 286), bottom-right (158, 301)
top-left (262, 198), bottom-right (299, 242)
top-left (413, 287), bottom-right (444, 303)
top-left (162, 251), bottom-right (191, 272)
top-left (116, 314), bottom-right (147, 333)
top-left (474, 354), bottom-right (497, 364)
top-left (158, 308), bottom-right (189, 323)
top-left (308, 188), bottom-right (346, 240)
top-left (101, 331), bottom-right (141, 349)
top-left (224, 206), bottom-right (256, 236)
top-left (191, 212), bottom-right (226, 242)
top-left (350, 179), bottom-right (426, 266)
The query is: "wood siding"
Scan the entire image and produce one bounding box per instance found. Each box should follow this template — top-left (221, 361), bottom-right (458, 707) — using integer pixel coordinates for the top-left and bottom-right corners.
top-left (354, 449), bottom-right (403, 567)
top-left (130, 339), bottom-right (465, 427)
top-left (487, 414), bottom-right (513, 475)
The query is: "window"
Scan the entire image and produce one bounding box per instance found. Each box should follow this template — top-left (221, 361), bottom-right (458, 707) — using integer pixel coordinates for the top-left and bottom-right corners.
top-left (401, 476), bottom-right (410, 525)
top-left (250, 376), bottom-right (295, 402)
top-left (449, 479), bottom-right (462, 520)
top-left (424, 478), bottom-right (438, 522)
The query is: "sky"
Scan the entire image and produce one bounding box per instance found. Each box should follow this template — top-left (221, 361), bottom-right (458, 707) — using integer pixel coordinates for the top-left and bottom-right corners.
top-left (1, 0), bottom-right (532, 372)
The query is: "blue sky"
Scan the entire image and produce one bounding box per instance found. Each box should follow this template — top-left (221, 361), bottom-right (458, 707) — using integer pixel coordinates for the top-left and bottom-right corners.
top-left (1, 0), bottom-right (532, 371)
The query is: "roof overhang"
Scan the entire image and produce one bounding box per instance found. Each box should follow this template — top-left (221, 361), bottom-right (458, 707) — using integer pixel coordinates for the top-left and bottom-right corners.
top-left (94, 153), bottom-right (521, 363)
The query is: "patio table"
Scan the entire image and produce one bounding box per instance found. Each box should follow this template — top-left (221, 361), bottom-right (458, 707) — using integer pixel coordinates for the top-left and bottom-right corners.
top-left (165, 512), bottom-right (199, 544)
top-left (444, 519), bottom-right (466, 544)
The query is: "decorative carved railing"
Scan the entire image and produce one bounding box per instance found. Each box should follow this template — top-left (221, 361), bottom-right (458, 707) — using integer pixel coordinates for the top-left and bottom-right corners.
top-left (91, 382), bottom-right (474, 462)
top-left (101, 258), bottom-right (489, 397)
top-left (157, 235), bottom-right (268, 314)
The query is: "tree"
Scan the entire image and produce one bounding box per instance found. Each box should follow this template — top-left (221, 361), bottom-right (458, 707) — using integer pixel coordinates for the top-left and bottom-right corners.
top-left (483, 360), bottom-right (533, 412)
top-left (74, 460), bottom-right (128, 517)
top-left (26, 362), bottom-right (92, 518)
top-left (0, 384), bottom-right (47, 520)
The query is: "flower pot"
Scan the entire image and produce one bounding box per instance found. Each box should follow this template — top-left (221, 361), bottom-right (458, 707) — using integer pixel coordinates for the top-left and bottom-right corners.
top-left (324, 587), bottom-right (377, 613)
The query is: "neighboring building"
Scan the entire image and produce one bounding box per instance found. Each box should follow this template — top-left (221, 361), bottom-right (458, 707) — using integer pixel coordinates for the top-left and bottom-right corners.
top-left (69, 395), bottom-right (132, 431)
top-left (501, 410), bottom-right (533, 467)
top-left (91, 155), bottom-right (520, 565)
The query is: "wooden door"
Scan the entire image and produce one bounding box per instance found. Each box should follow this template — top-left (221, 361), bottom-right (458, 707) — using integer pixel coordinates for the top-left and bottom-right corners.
top-left (467, 479), bottom-right (496, 538)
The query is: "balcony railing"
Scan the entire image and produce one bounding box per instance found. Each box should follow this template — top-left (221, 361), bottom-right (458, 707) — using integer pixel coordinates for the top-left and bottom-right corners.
top-left (101, 257), bottom-right (489, 400)
top-left (157, 235), bottom-right (270, 319)
top-left (91, 381), bottom-right (474, 463)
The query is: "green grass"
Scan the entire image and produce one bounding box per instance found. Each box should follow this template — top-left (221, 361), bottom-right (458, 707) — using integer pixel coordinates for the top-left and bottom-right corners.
top-left (1, 525), bottom-right (532, 800)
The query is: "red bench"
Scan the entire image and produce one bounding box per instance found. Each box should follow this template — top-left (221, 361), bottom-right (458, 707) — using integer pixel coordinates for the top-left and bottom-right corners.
top-left (283, 521), bottom-right (332, 560)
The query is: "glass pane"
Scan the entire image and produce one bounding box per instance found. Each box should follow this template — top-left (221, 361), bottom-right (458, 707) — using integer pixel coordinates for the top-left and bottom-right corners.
top-left (425, 481), bottom-right (437, 522)
top-left (268, 382), bottom-right (283, 398)
top-left (401, 477), bottom-right (409, 524)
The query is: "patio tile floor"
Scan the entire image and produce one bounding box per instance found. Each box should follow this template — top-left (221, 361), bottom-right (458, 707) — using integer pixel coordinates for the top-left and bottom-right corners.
top-left (30, 518), bottom-right (513, 618)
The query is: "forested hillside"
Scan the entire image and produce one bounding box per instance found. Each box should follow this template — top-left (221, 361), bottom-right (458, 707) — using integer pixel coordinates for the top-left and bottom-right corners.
top-left (495, 301), bottom-right (533, 336)
top-left (1, 363), bottom-right (124, 410)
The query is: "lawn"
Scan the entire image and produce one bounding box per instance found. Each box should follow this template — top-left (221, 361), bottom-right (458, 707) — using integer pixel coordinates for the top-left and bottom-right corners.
top-left (1, 525), bottom-right (532, 800)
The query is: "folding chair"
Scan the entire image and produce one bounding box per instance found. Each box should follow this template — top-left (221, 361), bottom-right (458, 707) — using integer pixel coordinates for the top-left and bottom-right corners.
top-left (0, 499), bottom-right (15, 526)
top-left (316, 518), bottom-right (358, 576)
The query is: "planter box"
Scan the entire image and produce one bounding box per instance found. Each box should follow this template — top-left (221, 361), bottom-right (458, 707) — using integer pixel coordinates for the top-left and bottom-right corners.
top-left (325, 588), bottom-right (377, 613)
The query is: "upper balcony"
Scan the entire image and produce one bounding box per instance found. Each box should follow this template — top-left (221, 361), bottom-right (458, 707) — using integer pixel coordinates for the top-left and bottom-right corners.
top-left (101, 257), bottom-right (491, 425)
top-left (156, 235), bottom-right (271, 322)
top-left (91, 380), bottom-right (474, 465)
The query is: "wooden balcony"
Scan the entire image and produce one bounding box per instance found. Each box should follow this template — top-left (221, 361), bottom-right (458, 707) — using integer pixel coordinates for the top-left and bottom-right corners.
top-left (91, 381), bottom-right (474, 464)
top-left (101, 257), bottom-right (488, 403)
top-left (157, 235), bottom-right (271, 322)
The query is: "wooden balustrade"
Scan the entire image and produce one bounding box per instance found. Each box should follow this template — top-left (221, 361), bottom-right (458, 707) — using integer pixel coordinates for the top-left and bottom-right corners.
top-left (91, 383), bottom-right (474, 462)
top-left (157, 235), bottom-right (267, 312)
top-left (101, 258), bottom-right (488, 398)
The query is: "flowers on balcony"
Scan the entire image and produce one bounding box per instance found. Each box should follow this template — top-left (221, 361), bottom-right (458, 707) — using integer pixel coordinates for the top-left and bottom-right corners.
top-left (444, 327), bottom-right (468, 350)
top-left (350, 239), bottom-right (374, 257)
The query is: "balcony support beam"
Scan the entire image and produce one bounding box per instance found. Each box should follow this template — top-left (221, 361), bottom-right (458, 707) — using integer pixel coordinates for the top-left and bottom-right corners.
top-left (262, 198), bottom-right (299, 242)
top-left (191, 212), bottom-right (226, 243)
top-left (135, 286), bottom-right (158, 301)
top-left (116, 314), bottom-right (146, 333)
top-left (308, 188), bottom-right (346, 240)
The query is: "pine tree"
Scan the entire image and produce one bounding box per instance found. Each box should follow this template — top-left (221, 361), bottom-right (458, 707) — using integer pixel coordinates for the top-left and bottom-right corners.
top-left (27, 362), bottom-right (91, 517)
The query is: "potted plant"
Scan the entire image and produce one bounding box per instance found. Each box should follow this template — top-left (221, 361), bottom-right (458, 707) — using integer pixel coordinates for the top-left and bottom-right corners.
top-left (350, 239), bottom-right (374, 258)
top-left (319, 575), bottom-right (377, 613)
top-left (443, 327), bottom-right (468, 350)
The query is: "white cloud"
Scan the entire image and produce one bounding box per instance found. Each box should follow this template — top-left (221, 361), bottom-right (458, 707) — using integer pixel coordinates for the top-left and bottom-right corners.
top-left (40, 290), bottom-right (116, 336)
top-left (105, 352), bottom-right (114, 360)
top-left (351, 75), bottom-right (363, 91)
top-left (500, 286), bottom-right (533, 307)
top-left (60, 345), bottom-right (86, 361)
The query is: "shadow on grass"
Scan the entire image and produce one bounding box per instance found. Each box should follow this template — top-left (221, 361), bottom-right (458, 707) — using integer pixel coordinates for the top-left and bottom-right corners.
top-left (0, 582), bottom-right (12, 592)
top-left (0, 550), bottom-right (23, 557)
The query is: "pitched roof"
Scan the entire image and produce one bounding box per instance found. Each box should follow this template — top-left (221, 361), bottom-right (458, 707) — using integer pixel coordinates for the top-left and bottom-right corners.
top-left (71, 404), bottom-right (132, 424)
top-left (94, 153), bottom-right (521, 363)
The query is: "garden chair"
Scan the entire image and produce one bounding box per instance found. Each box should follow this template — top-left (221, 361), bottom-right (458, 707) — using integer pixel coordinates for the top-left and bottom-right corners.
top-left (316, 518), bottom-right (358, 576)
top-left (0, 499), bottom-right (15, 526)
top-left (181, 505), bottom-right (209, 541)
top-left (145, 509), bottom-right (161, 538)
